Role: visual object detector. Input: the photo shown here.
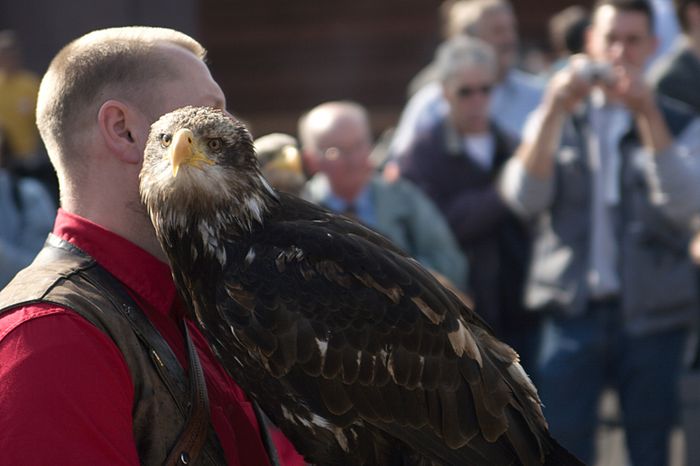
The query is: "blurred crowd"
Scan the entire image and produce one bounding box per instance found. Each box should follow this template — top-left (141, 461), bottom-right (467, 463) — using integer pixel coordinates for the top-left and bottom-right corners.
top-left (250, 1), bottom-right (700, 465)
top-left (2, 0), bottom-right (700, 465)
top-left (0, 30), bottom-right (56, 290)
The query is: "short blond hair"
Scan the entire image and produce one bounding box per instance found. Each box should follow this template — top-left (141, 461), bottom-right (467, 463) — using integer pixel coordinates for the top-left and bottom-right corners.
top-left (36, 26), bottom-right (206, 174)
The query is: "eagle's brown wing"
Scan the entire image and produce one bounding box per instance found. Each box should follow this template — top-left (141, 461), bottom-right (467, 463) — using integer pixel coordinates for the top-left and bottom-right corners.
top-left (182, 193), bottom-right (556, 466)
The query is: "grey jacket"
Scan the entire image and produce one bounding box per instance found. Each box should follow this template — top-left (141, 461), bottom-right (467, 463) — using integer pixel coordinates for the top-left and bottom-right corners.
top-left (500, 99), bottom-right (700, 335)
top-left (303, 173), bottom-right (468, 289)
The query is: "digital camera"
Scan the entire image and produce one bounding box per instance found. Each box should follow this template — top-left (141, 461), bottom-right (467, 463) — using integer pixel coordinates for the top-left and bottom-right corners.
top-left (577, 60), bottom-right (615, 85)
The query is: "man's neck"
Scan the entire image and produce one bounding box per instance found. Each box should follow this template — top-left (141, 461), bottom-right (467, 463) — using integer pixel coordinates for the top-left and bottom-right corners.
top-left (460, 122), bottom-right (491, 136)
top-left (61, 198), bottom-right (167, 263)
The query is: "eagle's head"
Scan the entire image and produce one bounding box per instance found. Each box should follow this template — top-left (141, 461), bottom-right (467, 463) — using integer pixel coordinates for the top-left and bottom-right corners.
top-left (140, 106), bottom-right (278, 238)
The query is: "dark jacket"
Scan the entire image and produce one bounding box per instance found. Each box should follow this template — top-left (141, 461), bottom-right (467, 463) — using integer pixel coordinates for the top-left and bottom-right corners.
top-left (398, 118), bottom-right (532, 337)
top-left (649, 39), bottom-right (700, 114)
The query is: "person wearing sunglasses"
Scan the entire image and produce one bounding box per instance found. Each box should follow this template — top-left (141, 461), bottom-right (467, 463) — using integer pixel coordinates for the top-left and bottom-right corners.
top-left (397, 36), bottom-right (537, 372)
top-left (389, 0), bottom-right (543, 160)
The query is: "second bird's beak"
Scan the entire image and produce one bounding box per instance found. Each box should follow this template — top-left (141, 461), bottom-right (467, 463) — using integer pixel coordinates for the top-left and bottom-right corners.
top-left (169, 128), bottom-right (214, 177)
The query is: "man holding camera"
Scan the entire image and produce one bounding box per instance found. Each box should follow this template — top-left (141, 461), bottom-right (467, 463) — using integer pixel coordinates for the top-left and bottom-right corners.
top-left (499, 0), bottom-right (700, 464)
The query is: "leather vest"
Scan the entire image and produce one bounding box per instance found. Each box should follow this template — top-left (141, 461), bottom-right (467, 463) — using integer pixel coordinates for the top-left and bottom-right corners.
top-left (0, 235), bottom-right (229, 465)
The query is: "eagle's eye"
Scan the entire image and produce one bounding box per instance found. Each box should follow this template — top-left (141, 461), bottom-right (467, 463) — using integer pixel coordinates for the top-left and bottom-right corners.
top-left (160, 133), bottom-right (172, 148)
top-left (207, 138), bottom-right (223, 151)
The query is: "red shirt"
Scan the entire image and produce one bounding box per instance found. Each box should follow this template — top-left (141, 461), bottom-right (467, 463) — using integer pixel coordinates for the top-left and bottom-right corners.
top-left (0, 209), bottom-right (305, 466)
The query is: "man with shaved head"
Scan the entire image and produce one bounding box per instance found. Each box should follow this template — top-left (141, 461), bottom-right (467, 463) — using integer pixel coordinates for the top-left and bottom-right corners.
top-left (299, 100), bottom-right (468, 291)
top-left (0, 26), bottom-right (295, 465)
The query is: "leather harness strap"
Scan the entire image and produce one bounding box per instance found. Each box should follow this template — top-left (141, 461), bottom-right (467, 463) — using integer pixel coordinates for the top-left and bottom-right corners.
top-left (163, 321), bottom-right (211, 466)
top-left (28, 235), bottom-right (279, 465)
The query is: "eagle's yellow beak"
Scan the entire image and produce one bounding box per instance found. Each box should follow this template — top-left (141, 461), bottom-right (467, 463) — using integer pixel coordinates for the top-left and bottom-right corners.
top-left (169, 128), bottom-right (214, 177)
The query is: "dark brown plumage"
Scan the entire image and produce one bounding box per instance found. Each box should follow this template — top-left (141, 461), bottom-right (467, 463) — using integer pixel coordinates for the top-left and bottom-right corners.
top-left (139, 106), bottom-right (584, 466)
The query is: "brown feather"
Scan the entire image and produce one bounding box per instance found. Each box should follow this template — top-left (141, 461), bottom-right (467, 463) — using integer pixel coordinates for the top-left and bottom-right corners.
top-left (319, 377), bottom-right (353, 416)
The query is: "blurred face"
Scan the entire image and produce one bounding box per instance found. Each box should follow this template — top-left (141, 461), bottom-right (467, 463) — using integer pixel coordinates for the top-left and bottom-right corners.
top-left (586, 5), bottom-right (657, 69)
top-left (316, 115), bottom-right (373, 198)
top-left (443, 65), bottom-right (495, 134)
top-left (474, 7), bottom-right (518, 77)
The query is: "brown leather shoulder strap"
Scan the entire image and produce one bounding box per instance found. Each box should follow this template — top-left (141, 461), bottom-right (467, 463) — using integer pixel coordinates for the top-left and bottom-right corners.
top-left (163, 321), bottom-right (211, 466)
top-left (1, 235), bottom-right (275, 465)
top-left (0, 234), bottom-right (217, 466)
top-left (63, 242), bottom-right (213, 466)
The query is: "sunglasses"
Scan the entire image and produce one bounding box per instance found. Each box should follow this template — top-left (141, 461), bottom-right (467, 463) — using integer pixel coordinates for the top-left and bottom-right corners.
top-left (456, 85), bottom-right (493, 98)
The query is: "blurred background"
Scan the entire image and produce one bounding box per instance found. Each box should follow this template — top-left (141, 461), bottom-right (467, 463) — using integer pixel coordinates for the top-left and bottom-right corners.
top-left (1, 1), bottom-right (690, 465)
top-left (2, 0), bottom-right (588, 138)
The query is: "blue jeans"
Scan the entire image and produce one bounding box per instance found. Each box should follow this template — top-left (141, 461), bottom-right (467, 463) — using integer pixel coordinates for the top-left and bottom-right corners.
top-left (535, 301), bottom-right (688, 466)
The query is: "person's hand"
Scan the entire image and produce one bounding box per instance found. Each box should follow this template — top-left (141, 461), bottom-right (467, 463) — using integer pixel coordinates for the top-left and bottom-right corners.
top-left (543, 55), bottom-right (596, 115)
top-left (604, 64), bottom-right (656, 116)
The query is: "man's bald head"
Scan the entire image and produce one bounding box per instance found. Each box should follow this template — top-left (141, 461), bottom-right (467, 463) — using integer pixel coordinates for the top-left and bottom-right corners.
top-left (298, 101), bottom-right (370, 154)
top-left (36, 26), bottom-right (206, 176)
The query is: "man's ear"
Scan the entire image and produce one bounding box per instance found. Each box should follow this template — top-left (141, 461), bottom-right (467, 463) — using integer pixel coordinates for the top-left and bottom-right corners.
top-left (97, 100), bottom-right (142, 164)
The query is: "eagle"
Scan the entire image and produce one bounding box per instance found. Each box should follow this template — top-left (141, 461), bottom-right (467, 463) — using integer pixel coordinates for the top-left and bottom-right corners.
top-left (139, 106), bottom-right (583, 466)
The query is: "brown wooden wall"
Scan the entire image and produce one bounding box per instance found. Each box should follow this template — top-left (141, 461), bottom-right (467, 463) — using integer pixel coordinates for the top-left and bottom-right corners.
top-left (199, 0), bottom-right (592, 139)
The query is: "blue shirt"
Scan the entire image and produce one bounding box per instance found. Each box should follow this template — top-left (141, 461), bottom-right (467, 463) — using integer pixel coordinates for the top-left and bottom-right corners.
top-left (322, 185), bottom-right (377, 228)
top-left (0, 170), bottom-right (55, 287)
